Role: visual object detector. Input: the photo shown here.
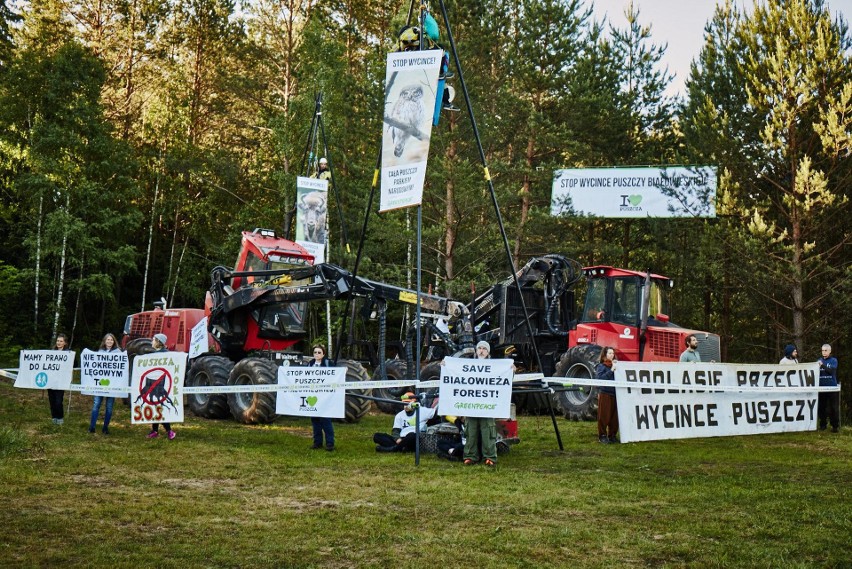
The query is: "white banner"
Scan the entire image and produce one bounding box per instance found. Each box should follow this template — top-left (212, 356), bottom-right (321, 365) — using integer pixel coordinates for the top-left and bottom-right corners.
top-left (276, 365), bottom-right (346, 418)
top-left (551, 166), bottom-right (717, 218)
top-left (81, 349), bottom-right (129, 397)
top-left (380, 50), bottom-right (442, 212)
top-left (295, 176), bottom-right (328, 263)
top-left (438, 357), bottom-right (514, 418)
top-left (15, 350), bottom-right (75, 390)
top-left (130, 351), bottom-right (187, 424)
top-left (188, 317), bottom-right (209, 359)
top-left (616, 362), bottom-right (820, 442)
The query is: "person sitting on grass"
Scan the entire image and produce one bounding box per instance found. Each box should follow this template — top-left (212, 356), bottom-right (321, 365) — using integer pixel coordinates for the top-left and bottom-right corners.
top-left (374, 392), bottom-right (439, 452)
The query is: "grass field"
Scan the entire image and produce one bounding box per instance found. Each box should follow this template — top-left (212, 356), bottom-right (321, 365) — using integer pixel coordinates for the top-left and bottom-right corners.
top-left (1, 379), bottom-right (849, 569)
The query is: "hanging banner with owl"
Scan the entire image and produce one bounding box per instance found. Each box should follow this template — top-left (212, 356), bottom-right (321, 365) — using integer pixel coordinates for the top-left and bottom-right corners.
top-left (380, 50), bottom-right (442, 212)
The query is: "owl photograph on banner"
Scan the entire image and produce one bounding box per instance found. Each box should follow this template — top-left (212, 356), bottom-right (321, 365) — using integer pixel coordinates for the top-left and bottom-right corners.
top-left (382, 71), bottom-right (439, 168)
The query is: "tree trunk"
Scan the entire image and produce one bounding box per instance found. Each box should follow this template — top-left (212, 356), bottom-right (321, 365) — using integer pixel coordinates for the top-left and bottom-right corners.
top-left (169, 238), bottom-right (188, 306)
top-left (34, 194), bottom-right (43, 332)
top-left (52, 193), bottom-right (70, 339)
top-left (141, 167), bottom-right (160, 311)
top-left (513, 137), bottom-right (534, 264)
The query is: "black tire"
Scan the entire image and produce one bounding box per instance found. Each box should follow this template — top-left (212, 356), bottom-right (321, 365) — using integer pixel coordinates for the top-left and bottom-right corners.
top-left (417, 361), bottom-right (443, 408)
top-left (227, 358), bottom-right (278, 424)
top-left (372, 359), bottom-right (413, 415)
top-left (340, 359), bottom-right (371, 423)
top-left (554, 344), bottom-right (602, 421)
top-left (186, 356), bottom-right (233, 419)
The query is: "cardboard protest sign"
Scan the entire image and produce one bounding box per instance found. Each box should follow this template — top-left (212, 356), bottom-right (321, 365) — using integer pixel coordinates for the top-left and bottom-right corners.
top-left (276, 365), bottom-right (345, 418)
top-left (188, 317), bottom-right (209, 359)
top-left (616, 362), bottom-right (820, 442)
top-left (15, 350), bottom-right (75, 390)
top-left (81, 349), bottom-right (129, 397)
top-left (438, 357), bottom-right (514, 418)
top-left (130, 351), bottom-right (186, 424)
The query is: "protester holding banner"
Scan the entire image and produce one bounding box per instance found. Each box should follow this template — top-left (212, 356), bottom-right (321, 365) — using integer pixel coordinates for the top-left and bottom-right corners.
top-left (818, 344), bottom-right (840, 433)
top-left (47, 334), bottom-right (70, 425)
top-left (595, 347), bottom-right (619, 444)
top-left (374, 392), bottom-right (438, 452)
top-left (146, 333), bottom-right (176, 440)
top-left (780, 344), bottom-right (799, 365)
top-left (680, 335), bottom-right (701, 363)
top-left (307, 344), bottom-right (335, 451)
top-left (463, 341), bottom-right (499, 467)
top-left (88, 333), bottom-right (121, 434)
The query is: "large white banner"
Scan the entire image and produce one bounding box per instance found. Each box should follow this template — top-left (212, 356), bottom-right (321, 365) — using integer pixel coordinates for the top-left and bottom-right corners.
top-left (276, 365), bottom-right (346, 418)
top-left (130, 351), bottom-right (187, 424)
top-left (380, 50), bottom-right (442, 212)
top-left (188, 317), bottom-right (209, 359)
top-left (438, 357), bottom-right (514, 418)
top-left (551, 166), bottom-right (717, 218)
top-left (616, 362), bottom-right (819, 442)
top-left (15, 350), bottom-right (75, 390)
top-left (295, 176), bottom-right (329, 263)
top-left (81, 349), bottom-right (129, 397)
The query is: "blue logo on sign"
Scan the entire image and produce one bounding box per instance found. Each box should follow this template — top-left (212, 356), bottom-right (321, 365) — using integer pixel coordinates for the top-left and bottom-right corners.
top-left (35, 372), bottom-right (49, 388)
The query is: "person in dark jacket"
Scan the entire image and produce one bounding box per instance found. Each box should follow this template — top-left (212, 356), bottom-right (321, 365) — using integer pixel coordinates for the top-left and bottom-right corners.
top-left (818, 344), bottom-right (840, 433)
top-left (779, 344), bottom-right (799, 364)
top-left (48, 334), bottom-right (70, 425)
top-left (595, 346), bottom-right (619, 444)
top-left (308, 344), bottom-right (335, 451)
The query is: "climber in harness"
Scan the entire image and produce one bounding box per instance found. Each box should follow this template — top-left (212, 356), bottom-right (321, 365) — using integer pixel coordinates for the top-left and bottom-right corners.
top-left (398, 12), bottom-right (459, 125)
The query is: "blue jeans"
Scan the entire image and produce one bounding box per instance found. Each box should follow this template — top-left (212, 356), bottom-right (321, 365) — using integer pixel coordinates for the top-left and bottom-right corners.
top-left (311, 417), bottom-right (334, 448)
top-left (89, 396), bottom-right (115, 432)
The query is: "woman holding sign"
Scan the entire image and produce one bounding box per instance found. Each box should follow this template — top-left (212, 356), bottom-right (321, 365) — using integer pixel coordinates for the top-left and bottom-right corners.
top-left (307, 344), bottom-right (335, 451)
top-left (88, 333), bottom-right (121, 435)
top-left (595, 347), bottom-right (619, 444)
top-left (48, 333), bottom-right (70, 425)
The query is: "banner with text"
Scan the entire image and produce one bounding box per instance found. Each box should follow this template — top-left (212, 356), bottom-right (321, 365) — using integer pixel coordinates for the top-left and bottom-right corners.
top-left (14, 350), bottom-right (76, 389)
top-left (130, 351), bottom-right (186, 424)
top-left (188, 317), bottom-right (209, 359)
top-left (295, 177), bottom-right (329, 263)
top-left (615, 362), bottom-right (820, 442)
top-left (81, 349), bottom-right (129, 397)
top-left (438, 357), bottom-right (514, 419)
top-left (276, 365), bottom-right (346, 418)
top-left (380, 50), bottom-right (442, 212)
top-left (551, 166), bottom-right (717, 218)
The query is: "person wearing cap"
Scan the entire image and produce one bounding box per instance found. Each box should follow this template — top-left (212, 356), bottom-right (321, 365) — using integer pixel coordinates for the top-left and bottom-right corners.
top-left (146, 333), bottom-right (176, 440)
top-left (779, 344), bottom-right (799, 364)
top-left (462, 341), bottom-right (499, 467)
top-left (311, 157), bottom-right (331, 181)
top-left (373, 392), bottom-right (438, 452)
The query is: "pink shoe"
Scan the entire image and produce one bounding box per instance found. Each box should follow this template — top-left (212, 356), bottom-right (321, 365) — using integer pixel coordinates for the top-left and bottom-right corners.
top-left (146, 431), bottom-right (159, 439)
top-left (167, 430), bottom-right (176, 440)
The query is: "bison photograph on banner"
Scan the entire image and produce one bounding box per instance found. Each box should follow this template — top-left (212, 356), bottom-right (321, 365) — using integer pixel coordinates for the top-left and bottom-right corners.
top-left (380, 50), bottom-right (442, 212)
top-left (130, 351), bottom-right (187, 424)
top-left (295, 176), bottom-right (329, 263)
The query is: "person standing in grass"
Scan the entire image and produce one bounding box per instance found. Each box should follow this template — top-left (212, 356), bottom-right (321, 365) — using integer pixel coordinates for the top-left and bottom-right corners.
top-left (818, 344), bottom-right (840, 433)
top-left (146, 333), bottom-right (176, 440)
top-left (307, 343), bottom-right (335, 451)
top-left (88, 333), bottom-right (121, 435)
top-left (47, 334), bottom-right (70, 426)
top-left (463, 341), bottom-right (498, 467)
top-left (595, 346), bottom-right (619, 444)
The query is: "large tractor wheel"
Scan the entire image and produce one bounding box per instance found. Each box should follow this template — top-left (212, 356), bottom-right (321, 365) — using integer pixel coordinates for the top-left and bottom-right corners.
top-left (372, 360), bottom-right (413, 415)
top-left (339, 359), bottom-right (371, 423)
top-left (186, 356), bottom-right (233, 419)
top-left (554, 344), bottom-right (602, 421)
top-left (227, 358), bottom-right (278, 424)
top-left (418, 361), bottom-right (443, 409)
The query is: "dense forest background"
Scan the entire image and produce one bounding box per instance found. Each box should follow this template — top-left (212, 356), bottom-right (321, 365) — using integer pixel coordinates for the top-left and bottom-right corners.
top-left (1, 0), bottom-right (849, 405)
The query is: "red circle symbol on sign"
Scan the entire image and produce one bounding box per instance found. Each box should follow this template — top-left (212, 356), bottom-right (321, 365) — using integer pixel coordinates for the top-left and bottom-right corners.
top-left (138, 367), bottom-right (173, 406)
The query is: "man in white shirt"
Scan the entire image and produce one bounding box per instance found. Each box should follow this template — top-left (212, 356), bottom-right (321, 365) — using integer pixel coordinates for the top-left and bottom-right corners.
top-left (373, 392), bottom-right (438, 452)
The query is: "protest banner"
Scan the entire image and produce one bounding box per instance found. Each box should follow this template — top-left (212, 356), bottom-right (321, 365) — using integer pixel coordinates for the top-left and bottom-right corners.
top-left (551, 166), bottom-right (717, 218)
top-left (438, 357), bottom-right (513, 418)
top-left (188, 317), bottom-right (209, 359)
top-left (276, 365), bottom-right (345, 418)
top-left (295, 176), bottom-right (329, 263)
top-left (130, 351), bottom-right (186, 424)
top-left (380, 50), bottom-right (442, 212)
top-left (14, 350), bottom-right (75, 390)
top-left (615, 362), bottom-right (820, 442)
top-left (81, 349), bottom-right (129, 396)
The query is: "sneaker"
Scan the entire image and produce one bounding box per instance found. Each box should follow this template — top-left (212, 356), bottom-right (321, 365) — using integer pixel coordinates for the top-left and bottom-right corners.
top-left (146, 431), bottom-right (159, 439)
top-left (311, 444), bottom-right (323, 450)
top-left (598, 435), bottom-right (609, 444)
top-left (56, 419), bottom-right (64, 426)
top-left (484, 459), bottom-right (496, 467)
top-left (326, 445), bottom-right (335, 451)
top-left (443, 103), bottom-right (461, 112)
top-left (608, 436), bottom-right (620, 444)
top-left (167, 430), bottom-right (176, 440)
top-left (102, 429), bottom-right (109, 435)
top-left (88, 428), bottom-right (95, 434)
top-left (463, 458), bottom-right (475, 465)
top-left (376, 445), bottom-right (396, 453)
